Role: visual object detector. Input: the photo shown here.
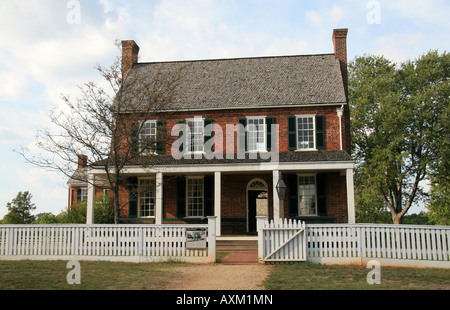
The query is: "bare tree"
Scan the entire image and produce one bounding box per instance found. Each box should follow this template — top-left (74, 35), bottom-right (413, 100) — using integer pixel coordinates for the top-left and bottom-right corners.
top-left (19, 41), bottom-right (185, 223)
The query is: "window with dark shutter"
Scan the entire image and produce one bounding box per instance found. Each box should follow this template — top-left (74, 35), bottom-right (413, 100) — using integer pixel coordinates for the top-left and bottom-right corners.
top-left (176, 177), bottom-right (186, 218)
top-left (156, 120), bottom-right (165, 154)
top-left (128, 177), bottom-right (138, 218)
top-left (130, 122), bottom-right (139, 155)
top-left (266, 117), bottom-right (275, 151)
top-left (315, 115), bottom-right (325, 150)
top-left (238, 118), bottom-right (247, 152)
top-left (204, 175), bottom-right (214, 216)
top-left (287, 116), bottom-right (297, 150)
top-left (317, 173), bottom-right (327, 216)
top-left (288, 174), bottom-right (299, 217)
top-left (204, 119), bottom-right (213, 153)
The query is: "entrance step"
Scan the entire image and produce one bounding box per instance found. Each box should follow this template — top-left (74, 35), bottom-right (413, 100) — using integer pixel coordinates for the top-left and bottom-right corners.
top-left (216, 237), bottom-right (258, 251)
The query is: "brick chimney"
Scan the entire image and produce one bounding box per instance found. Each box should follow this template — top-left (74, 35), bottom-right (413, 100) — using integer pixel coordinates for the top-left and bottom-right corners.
top-left (77, 154), bottom-right (88, 169)
top-left (332, 28), bottom-right (348, 98)
top-left (121, 40), bottom-right (140, 80)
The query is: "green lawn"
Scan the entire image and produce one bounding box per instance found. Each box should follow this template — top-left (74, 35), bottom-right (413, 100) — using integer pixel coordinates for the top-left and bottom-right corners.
top-left (264, 262), bottom-right (450, 290)
top-left (0, 260), bottom-right (449, 290)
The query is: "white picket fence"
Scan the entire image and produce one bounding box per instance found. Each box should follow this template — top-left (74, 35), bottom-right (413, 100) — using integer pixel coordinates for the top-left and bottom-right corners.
top-left (0, 218), bottom-right (217, 263)
top-left (258, 219), bottom-right (450, 268)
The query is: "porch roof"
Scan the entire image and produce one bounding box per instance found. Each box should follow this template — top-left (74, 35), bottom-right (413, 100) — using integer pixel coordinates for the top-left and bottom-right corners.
top-left (94, 150), bottom-right (352, 168)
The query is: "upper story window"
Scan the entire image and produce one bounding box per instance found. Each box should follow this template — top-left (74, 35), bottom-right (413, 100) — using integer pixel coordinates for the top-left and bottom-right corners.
top-left (238, 117), bottom-right (275, 152)
top-left (131, 120), bottom-right (165, 155)
top-left (288, 115), bottom-right (325, 151)
top-left (139, 120), bottom-right (157, 153)
top-left (297, 115), bottom-right (315, 150)
top-left (186, 118), bottom-right (204, 153)
top-left (247, 117), bottom-right (266, 151)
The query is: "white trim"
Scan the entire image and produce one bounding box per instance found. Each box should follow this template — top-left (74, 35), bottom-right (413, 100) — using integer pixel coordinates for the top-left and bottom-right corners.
top-left (214, 172), bottom-right (221, 236)
top-left (115, 161), bottom-right (354, 174)
top-left (295, 114), bottom-right (316, 151)
top-left (346, 168), bottom-right (356, 224)
top-left (185, 117), bottom-right (205, 154)
top-left (297, 173), bottom-right (318, 216)
top-left (138, 176), bottom-right (156, 219)
top-left (139, 120), bottom-right (158, 154)
top-left (246, 116), bottom-right (267, 152)
top-left (186, 176), bottom-right (205, 218)
top-left (247, 178), bottom-right (269, 233)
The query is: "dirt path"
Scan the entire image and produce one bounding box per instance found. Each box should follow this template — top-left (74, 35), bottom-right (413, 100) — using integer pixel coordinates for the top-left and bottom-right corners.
top-left (163, 263), bottom-right (273, 290)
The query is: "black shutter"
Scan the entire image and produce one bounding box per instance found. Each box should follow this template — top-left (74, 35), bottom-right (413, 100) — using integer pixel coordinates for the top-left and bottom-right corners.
top-left (204, 119), bottom-right (213, 152)
top-left (266, 117), bottom-right (275, 151)
top-left (288, 174), bottom-right (299, 217)
top-left (76, 189), bottom-right (82, 202)
top-left (288, 116), bottom-right (297, 150)
top-left (178, 120), bottom-right (186, 154)
top-left (317, 174), bottom-right (327, 216)
top-left (316, 115), bottom-right (325, 150)
top-left (238, 118), bottom-right (247, 152)
top-left (204, 175), bottom-right (214, 216)
top-left (176, 177), bottom-right (186, 218)
top-left (128, 177), bottom-right (138, 218)
top-left (130, 122), bottom-right (139, 155)
top-left (156, 120), bottom-right (165, 154)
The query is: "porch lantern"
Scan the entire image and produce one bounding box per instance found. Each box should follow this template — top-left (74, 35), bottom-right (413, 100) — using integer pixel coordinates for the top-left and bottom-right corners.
top-left (276, 172), bottom-right (287, 200)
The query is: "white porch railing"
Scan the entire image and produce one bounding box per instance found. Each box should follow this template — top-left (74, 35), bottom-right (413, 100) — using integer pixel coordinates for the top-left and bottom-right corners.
top-left (0, 217), bottom-right (216, 263)
top-left (257, 218), bottom-right (450, 268)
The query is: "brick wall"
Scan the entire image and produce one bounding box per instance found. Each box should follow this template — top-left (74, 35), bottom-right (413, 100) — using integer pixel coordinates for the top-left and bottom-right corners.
top-left (141, 104), bottom-right (350, 156)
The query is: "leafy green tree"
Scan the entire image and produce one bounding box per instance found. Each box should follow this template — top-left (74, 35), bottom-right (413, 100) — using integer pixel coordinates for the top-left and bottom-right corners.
top-left (2, 191), bottom-right (36, 224)
top-left (57, 194), bottom-right (114, 224)
top-left (349, 51), bottom-right (449, 224)
top-left (34, 212), bottom-right (59, 224)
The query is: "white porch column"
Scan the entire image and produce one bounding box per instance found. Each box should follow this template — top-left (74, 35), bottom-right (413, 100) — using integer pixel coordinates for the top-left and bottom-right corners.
top-left (155, 172), bottom-right (163, 225)
top-left (272, 170), bottom-right (281, 222)
top-left (86, 173), bottom-right (95, 224)
top-left (214, 171), bottom-right (221, 236)
top-left (346, 168), bottom-right (356, 224)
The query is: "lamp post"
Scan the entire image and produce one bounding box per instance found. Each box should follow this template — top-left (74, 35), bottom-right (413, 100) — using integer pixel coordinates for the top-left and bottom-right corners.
top-left (276, 172), bottom-right (287, 218)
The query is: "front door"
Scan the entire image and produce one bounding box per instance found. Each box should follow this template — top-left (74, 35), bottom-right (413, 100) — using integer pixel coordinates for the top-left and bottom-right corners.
top-left (247, 179), bottom-right (268, 234)
top-left (247, 190), bottom-right (261, 234)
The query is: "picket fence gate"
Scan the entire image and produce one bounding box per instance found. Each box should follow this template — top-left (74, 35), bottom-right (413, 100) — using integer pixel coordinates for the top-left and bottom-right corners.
top-left (258, 218), bottom-right (450, 268)
top-left (0, 218), bottom-right (217, 263)
top-left (259, 219), bottom-right (307, 262)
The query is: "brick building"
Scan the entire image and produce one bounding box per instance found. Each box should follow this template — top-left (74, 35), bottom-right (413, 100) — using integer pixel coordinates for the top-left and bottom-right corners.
top-left (69, 28), bottom-right (355, 235)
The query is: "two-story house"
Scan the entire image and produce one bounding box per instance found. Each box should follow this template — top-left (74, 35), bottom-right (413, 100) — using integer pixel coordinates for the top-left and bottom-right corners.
top-left (71, 28), bottom-right (355, 235)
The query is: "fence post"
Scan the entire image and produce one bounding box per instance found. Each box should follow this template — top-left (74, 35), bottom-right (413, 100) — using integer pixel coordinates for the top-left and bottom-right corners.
top-left (207, 217), bottom-right (217, 263)
top-left (256, 216), bottom-right (267, 261)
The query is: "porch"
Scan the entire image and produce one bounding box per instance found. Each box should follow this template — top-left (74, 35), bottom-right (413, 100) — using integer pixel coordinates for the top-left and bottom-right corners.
top-left (86, 152), bottom-right (356, 236)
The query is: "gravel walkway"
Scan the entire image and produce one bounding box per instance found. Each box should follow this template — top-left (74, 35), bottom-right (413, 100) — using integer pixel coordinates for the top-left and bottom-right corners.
top-left (163, 251), bottom-right (273, 290)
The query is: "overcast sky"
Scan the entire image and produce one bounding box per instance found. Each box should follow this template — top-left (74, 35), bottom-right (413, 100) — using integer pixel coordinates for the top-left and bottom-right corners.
top-left (0, 0), bottom-right (449, 218)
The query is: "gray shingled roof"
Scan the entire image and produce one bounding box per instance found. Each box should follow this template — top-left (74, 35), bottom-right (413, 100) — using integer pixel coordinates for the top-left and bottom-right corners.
top-left (92, 151), bottom-right (352, 168)
top-left (123, 54), bottom-right (347, 111)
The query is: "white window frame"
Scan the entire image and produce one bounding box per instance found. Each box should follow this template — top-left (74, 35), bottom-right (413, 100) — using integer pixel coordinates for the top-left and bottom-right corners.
top-left (139, 120), bottom-right (158, 154)
top-left (186, 118), bottom-right (205, 154)
top-left (297, 173), bottom-right (318, 216)
top-left (138, 177), bottom-right (156, 218)
top-left (186, 176), bottom-right (204, 218)
top-left (80, 187), bottom-right (88, 202)
top-left (246, 116), bottom-right (266, 152)
top-left (296, 115), bottom-right (316, 151)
